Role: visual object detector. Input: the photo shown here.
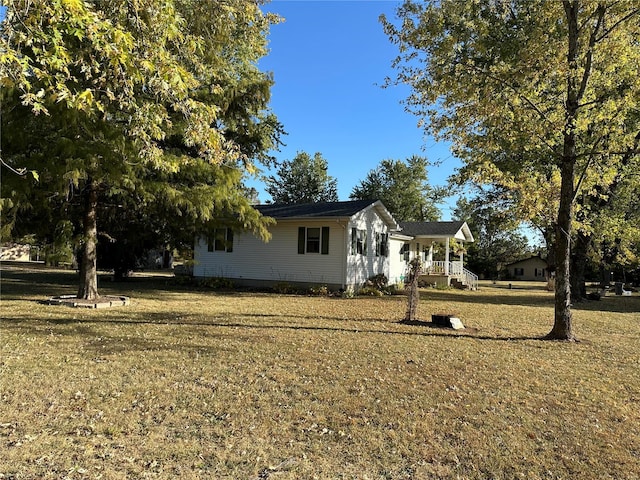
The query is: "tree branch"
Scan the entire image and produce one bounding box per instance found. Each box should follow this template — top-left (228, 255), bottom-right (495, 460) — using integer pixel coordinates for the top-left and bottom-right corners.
top-left (463, 63), bottom-right (561, 157)
top-left (596, 8), bottom-right (640, 42)
top-left (577, 4), bottom-right (606, 102)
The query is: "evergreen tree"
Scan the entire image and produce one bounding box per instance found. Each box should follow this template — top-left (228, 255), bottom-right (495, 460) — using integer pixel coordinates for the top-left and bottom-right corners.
top-left (265, 152), bottom-right (338, 204)
top-left (350, 156), bottom-right (444, 221)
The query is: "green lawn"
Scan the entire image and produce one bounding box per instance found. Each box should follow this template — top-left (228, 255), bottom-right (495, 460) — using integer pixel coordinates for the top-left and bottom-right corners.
top-left (1, 264), bottom-right (639, 479)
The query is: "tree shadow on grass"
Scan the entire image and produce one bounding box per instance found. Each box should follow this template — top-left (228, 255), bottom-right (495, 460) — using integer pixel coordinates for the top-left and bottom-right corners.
top-left (0, 265), bottom-right (224, 300)
top-left (421, 289), bottom-right (639, 314)
top-left (1, 311), bottom-right (551, 357)
top-left (4, 264), bottom-right (636, 314)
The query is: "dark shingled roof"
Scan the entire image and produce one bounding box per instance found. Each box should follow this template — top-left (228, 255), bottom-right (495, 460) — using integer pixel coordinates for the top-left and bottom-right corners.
top-left (255, 199), bottom-right (381, 219)
top-left (399, 221), bottom-right (467, 237)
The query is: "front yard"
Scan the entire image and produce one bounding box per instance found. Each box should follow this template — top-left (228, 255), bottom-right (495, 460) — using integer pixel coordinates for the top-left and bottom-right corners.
top-left (1, 266), bottom-right (639, 479)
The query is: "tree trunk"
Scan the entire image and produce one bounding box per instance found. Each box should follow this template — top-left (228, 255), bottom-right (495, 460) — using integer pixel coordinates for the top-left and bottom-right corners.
top-left (548, 159), bottom-right (575, 340)
top-left (404, 259), bottom-right (421, 321)
top-left (77, 178), bottom-right (99, 300)
top-left (548, 1), bottom-right (580, 341)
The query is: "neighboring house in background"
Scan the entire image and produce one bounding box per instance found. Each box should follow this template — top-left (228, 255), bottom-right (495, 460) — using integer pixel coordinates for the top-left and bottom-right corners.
top-left (0, 243), bottom-right (31, 262)
top-left (505, 255), bottom-right (548, 281)
top-left (193, 200), bottom-right (477, 291)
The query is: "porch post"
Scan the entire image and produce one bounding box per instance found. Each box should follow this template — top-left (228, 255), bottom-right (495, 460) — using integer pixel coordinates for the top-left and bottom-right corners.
top-left (445, 237), bottom-right (450, 275)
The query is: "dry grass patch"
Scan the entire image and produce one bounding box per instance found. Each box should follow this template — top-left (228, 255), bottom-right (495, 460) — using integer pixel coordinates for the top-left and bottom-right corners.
top-left (1, 267), bottom-right (640, 479)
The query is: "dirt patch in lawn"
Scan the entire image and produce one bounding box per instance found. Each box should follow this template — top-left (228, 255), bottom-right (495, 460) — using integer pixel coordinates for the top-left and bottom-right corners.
top-left (47, 294), bottom-right (130, 309)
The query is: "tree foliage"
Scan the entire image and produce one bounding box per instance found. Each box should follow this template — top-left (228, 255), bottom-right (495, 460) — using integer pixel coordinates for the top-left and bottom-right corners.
top-left (382, 1), bottom-right (640, 340)
top-left (350, 156), bottom-right (443, 221)
top-left (453, 194), bottom-right (532, 280)
top-left (265, 151), bottom-right (338, 204)
top-left (1, 0), bottom-right (282, 298)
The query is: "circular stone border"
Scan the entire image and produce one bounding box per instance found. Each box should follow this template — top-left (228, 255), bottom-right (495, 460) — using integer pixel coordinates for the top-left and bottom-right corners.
top-left (47, 295), bottom-right (130, 309)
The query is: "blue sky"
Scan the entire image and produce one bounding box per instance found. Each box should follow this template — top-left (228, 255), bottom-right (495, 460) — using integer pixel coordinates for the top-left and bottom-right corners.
top-left (253, 0), bottom-right (463, 218)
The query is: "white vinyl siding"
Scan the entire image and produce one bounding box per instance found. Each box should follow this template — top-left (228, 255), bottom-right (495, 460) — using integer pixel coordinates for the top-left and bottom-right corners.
top-left (195, 221), bottom-right (345, 286)
top-left (194, 203), bottom-right (397, 290)
top-left (345, 208), bottom-right (390, 287)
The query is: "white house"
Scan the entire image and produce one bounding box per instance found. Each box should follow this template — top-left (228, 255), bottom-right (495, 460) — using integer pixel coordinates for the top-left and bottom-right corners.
top-left (193, 200), bottom-right (477, 290)
top-left (194, 200), bottom-right (399, 290)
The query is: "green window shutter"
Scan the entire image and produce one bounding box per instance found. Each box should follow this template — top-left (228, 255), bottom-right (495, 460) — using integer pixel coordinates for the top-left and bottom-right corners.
top-left (321, 226), bottom-right (330, 255)
top-left (298, 227), bottom-right (306, 254)
top-left (226, 229), bottom-right (234, 253)
top-left (351, 227), bottom-right (356, 255)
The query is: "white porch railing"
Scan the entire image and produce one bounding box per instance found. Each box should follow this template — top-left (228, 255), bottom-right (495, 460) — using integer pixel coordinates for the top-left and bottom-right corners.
top-left (461, 266), bottom-right (479, 291)
top-left (422, 261), bottom-right (478, 290)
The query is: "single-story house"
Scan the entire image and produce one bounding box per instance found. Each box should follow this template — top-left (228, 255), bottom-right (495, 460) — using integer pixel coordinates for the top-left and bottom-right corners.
top-left (193, 200), bottom-right (476, 291)
top-left (505, 255), bottom-right (548, 281)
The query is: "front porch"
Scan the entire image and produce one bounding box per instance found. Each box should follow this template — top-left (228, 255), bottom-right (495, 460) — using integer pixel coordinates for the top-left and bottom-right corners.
top-left (397, 221), bottom-right (478, 290)
top-left (421, 260), bottom-right (479, 290)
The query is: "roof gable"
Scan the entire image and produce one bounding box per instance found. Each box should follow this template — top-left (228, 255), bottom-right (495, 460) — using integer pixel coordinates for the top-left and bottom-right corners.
top-left (505, 255), bottom-right (548, 268)
top-left (398, 221), bottom-right (475, 242)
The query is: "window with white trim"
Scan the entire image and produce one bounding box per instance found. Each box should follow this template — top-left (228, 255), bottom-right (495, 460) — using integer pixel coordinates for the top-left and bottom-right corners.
top-left (351, 228), bottom-right (367, 255)
top-left (298, 226), bottom-right (330, 254)
top-left (375, 232), bottom-right (389, 257)
top-left (400, 243), bottom-right (410, 262)
top-left (207, 228), bottom-right (233, 253)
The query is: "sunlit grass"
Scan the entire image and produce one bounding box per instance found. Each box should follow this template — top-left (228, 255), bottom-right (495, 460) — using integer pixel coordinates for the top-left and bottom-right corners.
top-left (1, 266), bottom-right (639, 479)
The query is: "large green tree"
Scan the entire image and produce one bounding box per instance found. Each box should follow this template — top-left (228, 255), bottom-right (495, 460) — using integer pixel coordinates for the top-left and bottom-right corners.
top-left (1, 0), bottom-right (282, 299)
top-left (265, 151), bottom-right (338, 204)
top-left (382, 1), bottom-right (640, 340)
top-left (350, 156), bottom-right (443, 221)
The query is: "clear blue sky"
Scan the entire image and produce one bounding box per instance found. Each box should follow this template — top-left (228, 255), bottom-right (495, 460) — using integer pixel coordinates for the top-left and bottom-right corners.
top-left (252, 0), bottom-right (463, 218)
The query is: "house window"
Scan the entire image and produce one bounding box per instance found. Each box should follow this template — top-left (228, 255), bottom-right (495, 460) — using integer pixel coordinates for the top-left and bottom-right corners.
top-left (351, 228), bottom-right (367, 255)
top-left (298, 226), bottom-right (329, 254)
top-left (400, 243), bottom-right (410, 262)
top-left (514, 267), bottom-right (524, 276)
top-left (375, 232), bottom-right (389, 257)
top-left (207, 228), bottom-right (233, 253)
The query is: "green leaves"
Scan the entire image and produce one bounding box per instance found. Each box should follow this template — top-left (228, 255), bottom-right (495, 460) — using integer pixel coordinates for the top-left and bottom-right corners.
top-left (266, 152), bottom-right (339, 205)
top-left (350, 156), bottom-right (443, 221)
top-left (384, 1), bottom-right (640, 335)
top-left (1, 0), bottom-right (283, 289)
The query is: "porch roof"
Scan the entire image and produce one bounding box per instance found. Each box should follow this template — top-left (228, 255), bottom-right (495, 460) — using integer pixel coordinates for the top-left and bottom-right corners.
top-left (398, 221), bottom-right (475, 242)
